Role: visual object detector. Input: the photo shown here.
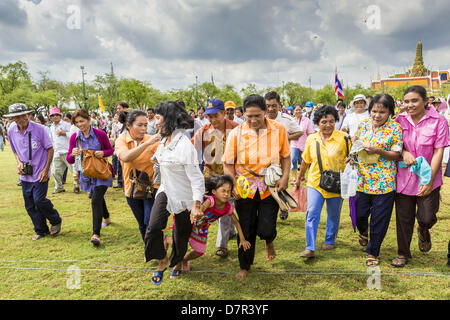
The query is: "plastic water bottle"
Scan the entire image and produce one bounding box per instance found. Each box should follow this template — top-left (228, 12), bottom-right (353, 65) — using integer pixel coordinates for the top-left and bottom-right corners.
top-left (75, 156), bottom-right (82, 173)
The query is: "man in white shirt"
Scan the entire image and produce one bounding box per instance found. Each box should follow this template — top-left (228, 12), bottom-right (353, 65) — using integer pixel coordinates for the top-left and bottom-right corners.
top-left (49, 107), bottom-right (75, 194)
top-left (264, 91), bottom-right (303, 142)
top-left (264, 91), bottom-right (303, 221)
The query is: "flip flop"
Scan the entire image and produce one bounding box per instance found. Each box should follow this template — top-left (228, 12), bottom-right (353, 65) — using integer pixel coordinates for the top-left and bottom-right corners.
top-left (366, 257), bottom-right (379, 267)
top-left (152, 268), bottom-right (167, 285)
top-left (358, 232), bottom-right (368, 247)
top-left (391, 256), bottom-right (408, 268)
top-left (169, 269), bottom-right (181, 280)
top-left (215, 248), bottom-right (228, 258)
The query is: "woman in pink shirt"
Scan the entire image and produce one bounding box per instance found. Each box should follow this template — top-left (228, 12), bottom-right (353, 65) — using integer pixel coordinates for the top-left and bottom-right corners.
top-left (290, 104), bottom-right (314, 184)
top-left (391, 85), bottom-right (449, 267)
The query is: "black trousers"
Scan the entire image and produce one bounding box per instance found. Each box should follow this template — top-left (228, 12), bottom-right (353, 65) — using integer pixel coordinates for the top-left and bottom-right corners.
top-left (395, 187), bottom-right (440, 259)
top-left (144, 192), bottom-right (193, 268)
top-left (235, 192), bottom-right (279, 271)
top-left (355, 191), bottom-right (395, 257)
top-left (91, 186), bottom-right (109, 236)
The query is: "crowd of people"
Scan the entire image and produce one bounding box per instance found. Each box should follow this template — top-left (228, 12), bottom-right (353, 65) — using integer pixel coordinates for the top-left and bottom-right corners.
top-left (2, 84), bottom-right (450, 284)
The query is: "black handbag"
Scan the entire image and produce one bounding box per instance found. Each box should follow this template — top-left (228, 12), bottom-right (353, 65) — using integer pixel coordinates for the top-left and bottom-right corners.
top-left (315, 136), bottom-right (349, 194)
top-left (128, 141), bottom-right (154, 200)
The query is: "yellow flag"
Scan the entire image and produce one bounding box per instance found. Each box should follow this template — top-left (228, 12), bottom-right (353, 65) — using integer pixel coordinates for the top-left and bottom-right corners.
top-left (98, 94), bottom-right (105, 113)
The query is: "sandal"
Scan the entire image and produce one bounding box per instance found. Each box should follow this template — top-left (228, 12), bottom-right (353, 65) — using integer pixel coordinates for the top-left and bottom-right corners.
top-left (32, 234), bottom-right (47, 241)
top-left (90, 234), bottom-right (101, 246)
top-left (358, 232), bottom-right (368, 247)
top-left (216, 248), bottom-right (228, 258)
top-left (152, 268), bottom-right (167, 285)
top-left (366, 257), bottom-right (379, 267)
top-left (391, 256), bottom-right (408, 268)
top-left (417, 226), bottom-right (431, 253)
top-left (169, 269), bottom-right (181, 280)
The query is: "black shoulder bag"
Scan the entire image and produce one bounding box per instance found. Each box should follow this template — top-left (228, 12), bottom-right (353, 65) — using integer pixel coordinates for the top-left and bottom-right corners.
top-left (316, 136), bottom-right (349, 194)
top-left (128, 141), bottom-right (154, 200)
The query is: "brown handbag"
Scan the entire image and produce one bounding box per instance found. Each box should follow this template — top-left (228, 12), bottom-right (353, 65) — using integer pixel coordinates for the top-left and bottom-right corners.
top-left (78, 138), bottom-right (112, 180)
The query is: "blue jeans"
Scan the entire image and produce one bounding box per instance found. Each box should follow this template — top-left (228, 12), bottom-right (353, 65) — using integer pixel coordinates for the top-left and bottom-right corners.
top-left (290, 147), bottom-right (302, 170)
top-left (21, 180), bottom-right (62, 236)
top-left (0, 137), bottom-right (4, 151)
top-left (305, 187), bottom-right (343, 251)
top-left (126, 189), bottom-right (157, 241)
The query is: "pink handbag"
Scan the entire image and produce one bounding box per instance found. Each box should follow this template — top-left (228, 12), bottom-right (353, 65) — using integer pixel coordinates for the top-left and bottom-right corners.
top-left (289, 186), bottom-right (308, 212)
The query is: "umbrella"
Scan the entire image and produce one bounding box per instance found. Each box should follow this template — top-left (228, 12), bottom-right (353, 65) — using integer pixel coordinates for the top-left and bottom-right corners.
top-left (349, 197), bottom-right (357, 232)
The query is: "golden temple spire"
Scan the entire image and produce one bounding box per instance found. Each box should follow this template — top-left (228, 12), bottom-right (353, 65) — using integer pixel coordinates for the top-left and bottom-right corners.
top-left (410, 40), bottom-right (428, 77)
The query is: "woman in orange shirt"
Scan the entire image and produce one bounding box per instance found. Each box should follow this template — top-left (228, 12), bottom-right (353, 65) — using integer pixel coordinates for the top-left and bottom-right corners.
top-left (115, 110), bottom-right (161, 241)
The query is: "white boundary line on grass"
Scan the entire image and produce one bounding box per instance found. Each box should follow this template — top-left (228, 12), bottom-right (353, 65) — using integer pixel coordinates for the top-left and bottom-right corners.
top-left (0, 260), bottom-right (449, 277)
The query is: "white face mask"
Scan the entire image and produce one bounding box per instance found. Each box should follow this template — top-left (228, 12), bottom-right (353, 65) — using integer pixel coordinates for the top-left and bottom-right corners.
top-left (305, 107), bottom-right (312, 112)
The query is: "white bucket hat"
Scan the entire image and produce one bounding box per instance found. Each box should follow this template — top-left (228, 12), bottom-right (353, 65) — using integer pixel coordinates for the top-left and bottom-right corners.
top-left (350, 94), bottom-right (368, 110)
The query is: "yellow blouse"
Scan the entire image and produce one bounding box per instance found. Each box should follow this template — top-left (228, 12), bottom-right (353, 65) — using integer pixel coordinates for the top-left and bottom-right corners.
top-left (302, 129), bottom-right (349, 198)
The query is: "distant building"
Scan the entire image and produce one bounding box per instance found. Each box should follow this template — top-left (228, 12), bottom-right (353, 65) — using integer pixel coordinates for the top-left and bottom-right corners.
top-left (371, 41), bottom-right (449, 94)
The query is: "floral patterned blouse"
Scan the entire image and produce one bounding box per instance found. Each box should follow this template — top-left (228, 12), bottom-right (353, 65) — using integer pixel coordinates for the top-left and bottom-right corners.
top-left (354, 117), bottom-right (403, 194)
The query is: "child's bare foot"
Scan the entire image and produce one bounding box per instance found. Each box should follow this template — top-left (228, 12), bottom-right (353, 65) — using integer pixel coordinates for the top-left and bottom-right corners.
top-left (181, 260), bottom-right (191, 274)
top-left (235, 269), bottom-right (249, 280)
top-left (163, 235), bottom-right (173, 251)
top-left (265, 241), bottom-right (276, 261)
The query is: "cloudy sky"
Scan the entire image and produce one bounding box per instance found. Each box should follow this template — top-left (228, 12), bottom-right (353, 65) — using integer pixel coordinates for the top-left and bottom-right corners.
top-left (1, 0), bottom-right (449, 92)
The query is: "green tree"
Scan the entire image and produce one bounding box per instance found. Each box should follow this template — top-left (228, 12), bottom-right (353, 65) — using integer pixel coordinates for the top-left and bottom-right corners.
top-left (217, 84), bottom-right (242, 106)
top-left (0, 61), bottom-right (31, 95)
top-left (240, 83), bottom-right (263, 98)
top-left (313, 84), bottom-right (336, 105)
top-left (118, 78), bottom-right (150, 110)
top-left (283, 82), bottom-right (310, 106)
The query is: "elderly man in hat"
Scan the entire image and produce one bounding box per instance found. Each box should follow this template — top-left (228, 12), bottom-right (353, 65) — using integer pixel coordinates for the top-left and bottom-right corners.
top-left (341, 94), bottom-right (370, 138)
top-left (224, 101), bottom-right (245, 124)
top-left (192, 99), bottom-right (239, 257)
top-left (49, 107), bottom-right (78, 194)
top-left (5, 103), bottom-right (62, 240)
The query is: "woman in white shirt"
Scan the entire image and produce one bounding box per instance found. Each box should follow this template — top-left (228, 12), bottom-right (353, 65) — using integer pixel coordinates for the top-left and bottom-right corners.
top-left (144, 100), bottom-right (205, 285)
top-left (341, 94), bottom-right (370, 138)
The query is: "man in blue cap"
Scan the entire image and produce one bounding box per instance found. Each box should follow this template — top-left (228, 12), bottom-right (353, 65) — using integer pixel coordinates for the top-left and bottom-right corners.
top-left (192, 99), bottom-right (239, 257)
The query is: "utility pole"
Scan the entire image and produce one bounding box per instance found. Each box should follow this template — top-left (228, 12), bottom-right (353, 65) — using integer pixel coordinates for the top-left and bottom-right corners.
top-left (308, 75), bottom-right (312, 100)
top-left (195, 75), bottom-right (198, 109)
top-left (80, 66), bottom-right (87, 109)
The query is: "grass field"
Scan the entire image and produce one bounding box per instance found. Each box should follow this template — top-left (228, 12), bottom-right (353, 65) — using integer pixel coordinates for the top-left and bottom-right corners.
top-left (0, 144), bottom-right (449, 300)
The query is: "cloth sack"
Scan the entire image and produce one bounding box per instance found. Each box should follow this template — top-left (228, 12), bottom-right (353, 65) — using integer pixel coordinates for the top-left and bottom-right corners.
top-left (289, 185), bottom-right (307, 212)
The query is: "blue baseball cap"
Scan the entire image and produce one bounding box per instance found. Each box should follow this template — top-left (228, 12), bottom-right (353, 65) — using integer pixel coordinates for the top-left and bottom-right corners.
top-left (204, 99), bottom-right (225, 115)
top-left (305, 101), bottom-right (314, 108)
